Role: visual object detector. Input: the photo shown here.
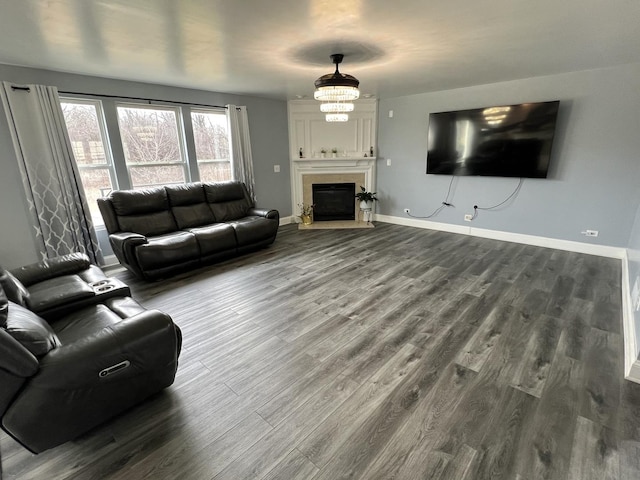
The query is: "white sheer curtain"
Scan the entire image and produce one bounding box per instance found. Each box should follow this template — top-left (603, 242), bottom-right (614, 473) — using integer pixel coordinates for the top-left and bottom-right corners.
top-left (0, 82), bottom-right (103, 264)
top-left (226, 104), bottom-right (256, 202)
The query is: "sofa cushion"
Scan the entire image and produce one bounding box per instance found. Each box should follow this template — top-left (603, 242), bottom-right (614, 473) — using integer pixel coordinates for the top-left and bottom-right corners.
top-left (50, 304), bottom-right (121, 344)
top-left (209, 201), bottom-right (250, 222)
top-left (134, 232), bottom-right (199, 270)
top-left (0, 268), bottom-right (31, 307)
top-left (227, 216), bottom-right (278, 246)
top-left (172, 204), bottom-right (216, 229)
top-left (110, 187), bottom-right (169, 215)
top-left (203, 182), bottom-right (247, 203)
top-left (118, 211), bottom-right (178, 237)
top-left (166, 183), bottom-right (216, 228)
top-left (204, 182), bottom-right (252, 222)
top-left (186, 223), bottom-right (237, 256)
top-left (26, 276), bottom-right (95, 313)
top-left (165, 183), bottom-right (205, 206)
top-left (4, 301), bottom-right (60, 356)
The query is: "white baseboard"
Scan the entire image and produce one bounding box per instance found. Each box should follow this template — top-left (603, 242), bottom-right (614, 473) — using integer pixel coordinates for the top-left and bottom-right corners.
top-left (374, 214), bottom-right (625, 259)
top-left (376, 213), bottom-right (638, 382)
top-left (279, 215), bottom-right (296, 226)
top-left (373, 214), bottom-right (470, 236)
top-left (622, 251), bottom-right (640, 383)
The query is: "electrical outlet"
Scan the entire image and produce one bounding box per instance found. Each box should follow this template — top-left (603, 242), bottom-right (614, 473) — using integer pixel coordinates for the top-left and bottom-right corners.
top-left (403, 208), bottom-right (410, 214)
top-left (464, 214), bottom-right (473, 222)
top-left (581, 230), bottom-right (599, 237)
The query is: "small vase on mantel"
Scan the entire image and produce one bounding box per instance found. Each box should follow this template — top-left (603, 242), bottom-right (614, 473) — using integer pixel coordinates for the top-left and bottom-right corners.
top-left (301, 214), bottom-right (313, 225)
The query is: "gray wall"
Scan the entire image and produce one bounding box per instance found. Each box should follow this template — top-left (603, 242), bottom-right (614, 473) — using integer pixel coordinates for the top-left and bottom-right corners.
top-left (0, 64), bottom-right (291, 269)
top-left (376, 63), bottom-right (640, 248)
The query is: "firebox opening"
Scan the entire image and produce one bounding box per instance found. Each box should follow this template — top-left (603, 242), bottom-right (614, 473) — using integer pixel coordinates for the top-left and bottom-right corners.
top-left (312, 183), bottom-right (356, 221)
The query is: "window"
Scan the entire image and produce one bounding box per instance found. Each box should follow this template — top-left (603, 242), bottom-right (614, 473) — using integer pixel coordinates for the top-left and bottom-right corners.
top-left (60, 99), bottom-right (116, 226)
top-left (116, 105), bottom-right (188, 188)
top-left (191, 109), bottom-right (232, 182)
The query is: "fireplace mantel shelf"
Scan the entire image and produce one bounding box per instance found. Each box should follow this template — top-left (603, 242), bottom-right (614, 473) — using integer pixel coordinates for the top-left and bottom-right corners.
top-left (293, 158), bottom-right (376, 170)
top-left (295, 157), bottom-right (376, 161)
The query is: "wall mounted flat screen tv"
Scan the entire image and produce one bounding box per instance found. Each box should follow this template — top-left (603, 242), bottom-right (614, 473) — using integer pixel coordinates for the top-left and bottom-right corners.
top-left (426, 100), bottom-right (560, 178)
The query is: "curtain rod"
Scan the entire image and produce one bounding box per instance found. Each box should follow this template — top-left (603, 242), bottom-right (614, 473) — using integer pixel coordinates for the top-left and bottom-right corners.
top-left (10, 85), bottom-right (241, 110)
top-left (59, 90), bottom-right (231, 109)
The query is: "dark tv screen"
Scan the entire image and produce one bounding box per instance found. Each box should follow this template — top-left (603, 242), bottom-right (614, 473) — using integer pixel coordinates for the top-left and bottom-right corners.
top-left (426, 101), bottom-right (560, 178)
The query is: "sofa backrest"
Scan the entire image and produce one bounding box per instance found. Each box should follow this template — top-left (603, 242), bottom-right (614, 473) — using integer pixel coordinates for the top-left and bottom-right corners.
top-left (108, 187), bottom-right (178, 236)
top-left (1, 286), bottom-right (59, 358)
top-left (203, 182), bottom-right (253, 222)
top-left (1, 284), bottom-right (52, 416)
top-left (0, 267), bottom-right (30, 307)
top-left (165, 183), bottom-right (216, 229)
top-left (98, 181), bottom-right (255, 235)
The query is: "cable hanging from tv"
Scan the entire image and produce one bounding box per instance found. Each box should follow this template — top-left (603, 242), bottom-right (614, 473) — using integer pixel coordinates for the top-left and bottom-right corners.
top-left (407, 177), bottom-right (456, 219)
top-left (472, 177), bottom-right (524, 220)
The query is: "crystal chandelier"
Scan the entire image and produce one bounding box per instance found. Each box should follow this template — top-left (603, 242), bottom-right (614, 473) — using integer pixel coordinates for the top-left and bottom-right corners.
top-left (320, 102), bottom-right (355, 113)
top-left (315, 54), bottom-right (359, 122)
top-left (325, 113), bottom-right (349, 122)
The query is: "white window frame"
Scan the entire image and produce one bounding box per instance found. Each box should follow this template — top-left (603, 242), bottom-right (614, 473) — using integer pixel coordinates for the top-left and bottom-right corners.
top-left (115, 102), bottom-right (191, 188)
top-left (190, 107), bottom-right (232, 182)
top-left (59, 97), bottom-right (118, 204)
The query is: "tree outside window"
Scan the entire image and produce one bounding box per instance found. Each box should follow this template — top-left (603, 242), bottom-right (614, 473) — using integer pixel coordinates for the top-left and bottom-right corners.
top-left (61, 100), bottom-right (115, 226)
top-left (116, 105), bottom-right (188, 188)
top-left (191, 109), bottom-right (231, 182)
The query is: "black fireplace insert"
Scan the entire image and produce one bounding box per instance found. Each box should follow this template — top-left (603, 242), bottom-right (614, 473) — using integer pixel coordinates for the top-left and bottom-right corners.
top-left (312, 183), bottom-right (356, 221)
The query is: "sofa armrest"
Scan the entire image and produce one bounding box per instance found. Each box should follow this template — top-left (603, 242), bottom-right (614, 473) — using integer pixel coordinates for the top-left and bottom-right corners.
top-left (248, 208), bottom-right (279, 221)
top-left (0, 329), bottom-right (39, 378)
top-left (34, 310), bottom-right (178, 388)
top-left (109, 232), bottom-right (148, 267)
top-left (11, 253), bottom-right (91, 287)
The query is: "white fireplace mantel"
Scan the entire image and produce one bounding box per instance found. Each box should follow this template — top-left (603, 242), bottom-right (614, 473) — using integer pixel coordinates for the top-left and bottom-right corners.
top-left (288, 99), bottom-right (378, 217)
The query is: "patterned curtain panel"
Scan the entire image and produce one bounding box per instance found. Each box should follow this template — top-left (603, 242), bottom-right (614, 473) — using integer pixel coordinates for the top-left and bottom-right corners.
top-left (226, 105), bottom-right (256, 203)
top-left (0, 82), bottom-right (103, 264)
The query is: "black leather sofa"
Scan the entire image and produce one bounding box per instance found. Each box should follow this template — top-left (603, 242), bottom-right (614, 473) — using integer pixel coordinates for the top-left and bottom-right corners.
top-left (98, 181), bottom-right (279, 280)
top-left (0, 253), bottom-right (182, 453)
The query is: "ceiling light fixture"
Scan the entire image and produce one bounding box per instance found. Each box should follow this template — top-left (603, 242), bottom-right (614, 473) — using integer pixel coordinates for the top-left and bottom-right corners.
top-left (315, 54), bottom-right (359, 122)
top-left (325, 113), bottom-right (349, 122)
top-left (320, 102), bottom-right (355, 113)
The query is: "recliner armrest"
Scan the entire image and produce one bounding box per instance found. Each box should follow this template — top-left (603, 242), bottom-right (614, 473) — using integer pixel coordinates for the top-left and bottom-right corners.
top-left (34, 310), bottom-right (178, 388)
top-left (11, 253), bottom-right (91, 287)
top-left (109, 232), bottom-right (148, 266)
top-left (0, 329), bottom-right (39, 378)
top-left (247, 208), bottom-right (279, 220)
top-left (109, 232), bottom-right (148, 245)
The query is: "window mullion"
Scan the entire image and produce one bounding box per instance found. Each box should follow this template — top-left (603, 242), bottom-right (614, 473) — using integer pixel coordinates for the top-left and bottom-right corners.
top-left (102, 100), bottom-right (132, 189)
top-left (182, 107), bottom-right (200, 183)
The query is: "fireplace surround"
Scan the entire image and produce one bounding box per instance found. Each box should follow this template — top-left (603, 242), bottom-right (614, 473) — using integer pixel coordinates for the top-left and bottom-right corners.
top-left (291, 157), bottom-right (376, 222)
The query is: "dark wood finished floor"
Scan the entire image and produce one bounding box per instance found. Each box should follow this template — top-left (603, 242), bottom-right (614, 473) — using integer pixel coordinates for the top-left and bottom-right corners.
top-left (2, 223), bottom-right (640, 479)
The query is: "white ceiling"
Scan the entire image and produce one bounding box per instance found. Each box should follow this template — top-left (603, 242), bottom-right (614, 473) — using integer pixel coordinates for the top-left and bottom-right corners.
top-left (0, 0), bottom-right (638, 100)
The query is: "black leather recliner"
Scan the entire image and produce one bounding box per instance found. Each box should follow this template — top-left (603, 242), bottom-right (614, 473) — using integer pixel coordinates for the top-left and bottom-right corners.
top-left (0, 254), bottom-right (182, 453)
